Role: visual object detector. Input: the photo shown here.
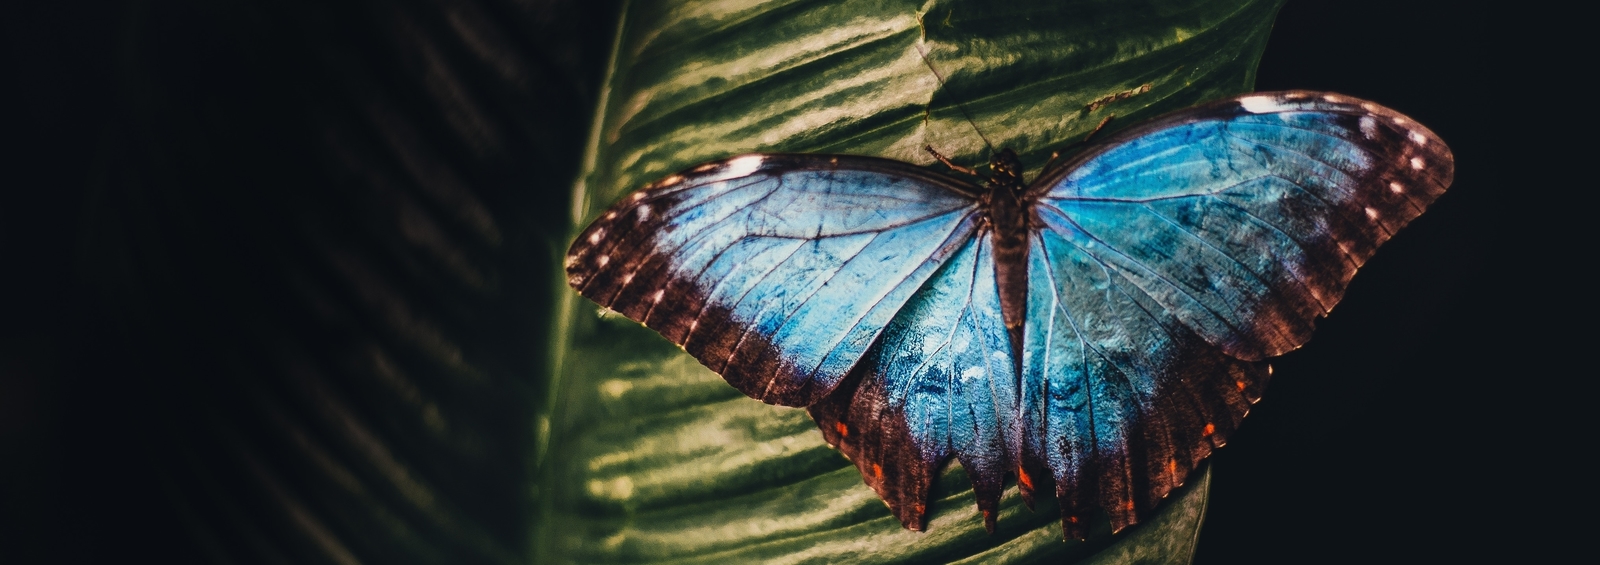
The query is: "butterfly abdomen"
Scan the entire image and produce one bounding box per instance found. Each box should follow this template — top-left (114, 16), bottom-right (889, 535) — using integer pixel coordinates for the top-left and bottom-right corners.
top-left (981, 170), bottom-right (1034, 378)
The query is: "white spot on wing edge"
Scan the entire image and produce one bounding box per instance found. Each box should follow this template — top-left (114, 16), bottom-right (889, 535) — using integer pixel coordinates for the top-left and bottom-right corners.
top-left (621, 273), bottom-right (633, 284)
top-left (1364, 207), bottom-right (1380, 221)
top-left (1408, 130), bottom-right (1429, 146)
top-left (588, 229), bottom-right (604, 244)
top-left (1238, 95), bottom-right (1282, 114)
top-left (651, 289), bottom-right (665, 303)
top-left (604, 211), bottom-right (617, 220)
top-left (722, 154), bottom-right (765, 178)
top-left (1390, 181), bottom-right (1405, 193)
top-left (597, 255), bottom-right (610, 267)
top-left (1410, 157), bottom-right (1425, 170)
top-left (1359, 116), bottom-right (1378, 140)
top-left (637, 204), bottom-right (652, 222)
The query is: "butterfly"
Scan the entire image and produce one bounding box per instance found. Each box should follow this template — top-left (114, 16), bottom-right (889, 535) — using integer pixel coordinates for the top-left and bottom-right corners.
top-left (564, 90), bottom-right (1453, 539)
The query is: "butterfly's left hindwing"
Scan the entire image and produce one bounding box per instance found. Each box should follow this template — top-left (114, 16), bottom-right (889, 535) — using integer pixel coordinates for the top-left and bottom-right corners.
top-left (809, 234), bottom-right (1019, 533)
top-left (566, 155), bottom-right (980, 406)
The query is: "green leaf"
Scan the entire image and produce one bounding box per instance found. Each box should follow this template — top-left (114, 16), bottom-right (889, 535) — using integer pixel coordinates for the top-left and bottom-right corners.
top-left (539, 0), bottom-right (1283, 562)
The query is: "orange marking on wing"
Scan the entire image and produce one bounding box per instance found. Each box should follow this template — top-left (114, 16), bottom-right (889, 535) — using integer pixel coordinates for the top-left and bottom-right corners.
top-left (872, 463), bottom-right (883, 479)
top-left (1167, 459), bottom-right (1178, 476)
top-left (1236, 379), bottom-right (1247, 391)
top-left (1018, 467), bottom-right (1034, 490)
top-left (835, 422), bottom-right (849, 437)
top-left (1203, 423), bottom-right (1216, 436)
top-left (1124, 501), bottom-right (1136, 512)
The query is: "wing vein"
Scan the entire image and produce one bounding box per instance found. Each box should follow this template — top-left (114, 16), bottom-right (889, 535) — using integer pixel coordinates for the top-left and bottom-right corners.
top-left (1036, 204), bottom-right (1253, 344)
top-left (795, 211), bottom-right (980, 384)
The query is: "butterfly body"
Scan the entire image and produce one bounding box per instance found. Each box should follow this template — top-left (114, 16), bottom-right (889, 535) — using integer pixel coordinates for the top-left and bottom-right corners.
top-left (962, 147), bottom-right (1034, 376)
top-left (565, 91), bottom-right (1453, 539)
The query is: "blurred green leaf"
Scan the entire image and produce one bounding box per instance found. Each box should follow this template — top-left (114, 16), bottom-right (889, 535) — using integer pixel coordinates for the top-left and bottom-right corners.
top-left (539, 0), bottom-right (1283, 562)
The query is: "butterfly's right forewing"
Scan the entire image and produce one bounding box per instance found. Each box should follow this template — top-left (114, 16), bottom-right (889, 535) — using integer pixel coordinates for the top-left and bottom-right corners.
top-left (1032, 91), bottom-right (1454, 362)
top-left (566, 154), bottom-right (981, 407)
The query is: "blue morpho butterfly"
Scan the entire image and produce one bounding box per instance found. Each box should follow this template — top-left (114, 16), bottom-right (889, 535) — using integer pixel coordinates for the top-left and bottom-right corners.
top-left (565, 90), bottom-right (1453, 539)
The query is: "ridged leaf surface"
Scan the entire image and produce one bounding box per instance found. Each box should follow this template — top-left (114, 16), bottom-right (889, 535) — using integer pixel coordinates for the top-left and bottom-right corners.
top-left (542, 0), bottom-right (1284, 562)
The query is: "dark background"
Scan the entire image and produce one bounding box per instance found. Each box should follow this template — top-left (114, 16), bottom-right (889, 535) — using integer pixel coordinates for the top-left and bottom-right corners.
top-left (3, 0), bottom-right (1506, 563)
top-left (1197, 1), bottom-right (1506, 563)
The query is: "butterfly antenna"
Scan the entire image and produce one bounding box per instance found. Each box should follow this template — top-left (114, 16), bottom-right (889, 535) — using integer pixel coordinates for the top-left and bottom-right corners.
top-left (1041, 114), bottom-right (1116, 172)
top-left (925, 145), bottom-right (982, 177)
top-left (915, 43), bottom-right (995, 157)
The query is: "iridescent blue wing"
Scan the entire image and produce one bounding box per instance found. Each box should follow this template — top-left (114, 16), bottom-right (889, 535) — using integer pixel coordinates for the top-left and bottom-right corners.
top-left (1022, 225), bottom-right (1271, 539)
top-left (566, 154), bottom-right (981, 406)
top-left (1020, 91), bottom-right (1453, 537)
top-left (808, 234), bottom-right (1018, 533)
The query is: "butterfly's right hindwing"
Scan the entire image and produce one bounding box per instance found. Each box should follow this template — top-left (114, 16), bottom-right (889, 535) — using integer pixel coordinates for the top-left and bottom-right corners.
top-left (566, 154), bottom-right (980, 406)
top-left (1021, 224), bottom-right (1269, 538)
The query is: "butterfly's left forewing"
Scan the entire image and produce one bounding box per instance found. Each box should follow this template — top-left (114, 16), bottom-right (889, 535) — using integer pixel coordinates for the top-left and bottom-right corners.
top-left (567, 154), bottom-right (981, 407)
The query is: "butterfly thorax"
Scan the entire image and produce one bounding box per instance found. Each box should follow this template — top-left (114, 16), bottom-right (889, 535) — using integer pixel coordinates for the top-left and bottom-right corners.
top-left (977, 148), bottom-right (1030, 238)
top-left (981, 148), bottom-right (1033, 373)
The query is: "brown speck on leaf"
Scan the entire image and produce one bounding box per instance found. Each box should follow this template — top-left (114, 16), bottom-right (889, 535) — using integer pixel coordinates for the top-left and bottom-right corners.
top-left (1086, 83), bottom-right (1153, 112)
